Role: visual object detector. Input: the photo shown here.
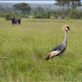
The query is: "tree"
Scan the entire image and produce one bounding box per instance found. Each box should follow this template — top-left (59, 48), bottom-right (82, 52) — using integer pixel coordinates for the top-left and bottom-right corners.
top-left (33, 7), bottom-right (44, 18)
top-left (0, 5), bottom-right (4, 12)
top-left (13, 3), bottom-right (31, 14)
top-left (55, 0), bottom-right (81, 9)
top-left (31, 7), bottom-right (51, 19)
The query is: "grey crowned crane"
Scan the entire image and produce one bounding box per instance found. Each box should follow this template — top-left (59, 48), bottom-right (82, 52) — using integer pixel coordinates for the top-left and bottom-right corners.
top-left (45, 25), bottom-right (70, 60)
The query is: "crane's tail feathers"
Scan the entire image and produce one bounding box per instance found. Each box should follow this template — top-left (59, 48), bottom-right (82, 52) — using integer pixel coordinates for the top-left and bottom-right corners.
top-left (45, 53), bottom-right (51, 60)
top-left (45, 55), bottom-right (50, 60)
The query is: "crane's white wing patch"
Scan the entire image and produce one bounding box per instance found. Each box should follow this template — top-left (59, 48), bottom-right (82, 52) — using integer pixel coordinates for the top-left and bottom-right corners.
top-left (50, 50), bottom-right (60, 58)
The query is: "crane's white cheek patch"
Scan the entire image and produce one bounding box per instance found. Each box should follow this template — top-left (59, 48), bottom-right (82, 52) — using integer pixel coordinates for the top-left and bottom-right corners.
top-left (50, 50), bottom-right (60, 58)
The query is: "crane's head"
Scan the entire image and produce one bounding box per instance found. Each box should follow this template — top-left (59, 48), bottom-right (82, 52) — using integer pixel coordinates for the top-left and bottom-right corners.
top-left (63, 25), bottom-right (70, 32)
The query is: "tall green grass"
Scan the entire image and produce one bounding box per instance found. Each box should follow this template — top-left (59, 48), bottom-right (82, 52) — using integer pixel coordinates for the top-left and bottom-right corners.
top-left (0, 18), bottom-right (82, 82)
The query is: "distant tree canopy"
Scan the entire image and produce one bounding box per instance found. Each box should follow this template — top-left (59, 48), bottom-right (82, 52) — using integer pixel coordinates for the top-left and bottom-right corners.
top-left (0, 5), bottom-right (4, 11)
top-left (0, 2), bottom-right (82, 19)
top-left (32, 7), bottom-right (51, 18)
top-left (13, 3), bottom-right (31, 14)
top-left (55, 0), bottom-right (81, 9)
top-left (33, 7), bottom-right (44, 18)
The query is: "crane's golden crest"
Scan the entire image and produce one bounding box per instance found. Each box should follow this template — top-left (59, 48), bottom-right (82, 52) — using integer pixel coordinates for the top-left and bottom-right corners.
top-left (63, 25), bottom-right (70, 31)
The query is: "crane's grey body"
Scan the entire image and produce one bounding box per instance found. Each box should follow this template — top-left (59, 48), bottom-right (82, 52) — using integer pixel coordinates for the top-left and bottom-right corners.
top-left (52, 31), bottom-right (67, 56)
top-left (45, 26), bottom-right (70, 60)
top-left (51, 43), bottom-right (66, 56)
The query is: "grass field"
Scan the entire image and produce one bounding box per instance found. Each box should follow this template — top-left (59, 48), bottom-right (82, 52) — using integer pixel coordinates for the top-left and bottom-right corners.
top-left (0, 18), bottom-right (82, 82)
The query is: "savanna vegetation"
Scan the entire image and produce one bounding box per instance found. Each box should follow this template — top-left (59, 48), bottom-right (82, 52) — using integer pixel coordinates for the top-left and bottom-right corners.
top-left (0, 18), bottom-right (82, 82)
top-left (0, 0), bottom-right (82, 82)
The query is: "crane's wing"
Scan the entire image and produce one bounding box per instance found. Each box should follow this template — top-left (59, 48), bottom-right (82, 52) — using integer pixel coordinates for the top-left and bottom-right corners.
top-left (49, 50), bottom-right (61, 58)
top-left (52, 44), bottom-right (64, 51)
top-left (45, 50), bottom-right (60, 60)
top-left (45, 44), bottom-right (66, 60)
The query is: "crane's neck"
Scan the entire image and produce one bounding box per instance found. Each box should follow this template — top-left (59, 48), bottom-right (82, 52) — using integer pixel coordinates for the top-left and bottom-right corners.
top-left (63, 30), bottom-right (67, 46)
